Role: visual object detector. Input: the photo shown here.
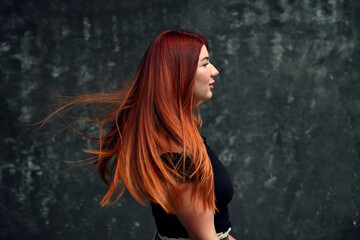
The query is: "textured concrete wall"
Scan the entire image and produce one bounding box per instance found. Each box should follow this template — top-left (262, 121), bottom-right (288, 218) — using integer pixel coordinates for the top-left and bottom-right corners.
top-left (1, 0), bottom-right (359, 239)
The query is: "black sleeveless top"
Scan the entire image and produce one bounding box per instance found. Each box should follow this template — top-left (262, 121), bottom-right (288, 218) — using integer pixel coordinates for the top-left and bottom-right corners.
top-left (151, 136), bottom-right (234, 238)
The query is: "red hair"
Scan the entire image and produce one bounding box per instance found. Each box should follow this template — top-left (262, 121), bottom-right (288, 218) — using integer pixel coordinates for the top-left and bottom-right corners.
top-left (41, 30), bottom-right (215, 214)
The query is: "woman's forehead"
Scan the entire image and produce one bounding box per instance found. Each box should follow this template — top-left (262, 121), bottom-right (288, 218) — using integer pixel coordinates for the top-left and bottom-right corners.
top-left (198, 45), bottom-right (209, 60)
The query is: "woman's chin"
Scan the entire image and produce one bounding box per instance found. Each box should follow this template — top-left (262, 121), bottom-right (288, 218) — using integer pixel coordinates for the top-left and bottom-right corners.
top-left (194, 91), bottom-right (213, 101)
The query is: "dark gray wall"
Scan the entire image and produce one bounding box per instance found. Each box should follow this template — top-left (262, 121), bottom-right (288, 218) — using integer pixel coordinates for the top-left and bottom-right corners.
top-left (1, 0), bottom-right (359, 239)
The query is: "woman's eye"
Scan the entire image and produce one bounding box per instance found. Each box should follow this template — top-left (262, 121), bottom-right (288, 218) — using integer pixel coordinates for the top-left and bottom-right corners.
top-left (203, 63), bottom-right (209, 67)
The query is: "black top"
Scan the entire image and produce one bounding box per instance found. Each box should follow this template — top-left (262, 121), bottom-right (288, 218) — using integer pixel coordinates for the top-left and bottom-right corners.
top-left (151, 136), bottom-right (234, 238)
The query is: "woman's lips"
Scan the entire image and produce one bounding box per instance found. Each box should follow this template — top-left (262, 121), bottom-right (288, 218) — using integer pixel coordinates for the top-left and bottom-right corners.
top-left (209, 81), bottom-right (215, 89)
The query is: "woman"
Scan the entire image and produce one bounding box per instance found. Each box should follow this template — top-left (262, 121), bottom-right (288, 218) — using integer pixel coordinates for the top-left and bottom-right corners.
top-left (42, 30), bottom-right (235, 240)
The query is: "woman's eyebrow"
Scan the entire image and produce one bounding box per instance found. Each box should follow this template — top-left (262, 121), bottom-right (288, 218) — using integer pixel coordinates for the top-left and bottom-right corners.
top-left (200, 56), bottom-right (209, 61)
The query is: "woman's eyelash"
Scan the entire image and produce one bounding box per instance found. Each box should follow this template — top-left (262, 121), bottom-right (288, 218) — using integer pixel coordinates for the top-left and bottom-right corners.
top-left (203, 63), bottom-right (209, 67)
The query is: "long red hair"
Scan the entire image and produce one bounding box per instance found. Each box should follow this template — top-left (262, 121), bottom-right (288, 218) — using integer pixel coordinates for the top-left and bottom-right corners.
top-left (41, 30), bottom-right (215, 214)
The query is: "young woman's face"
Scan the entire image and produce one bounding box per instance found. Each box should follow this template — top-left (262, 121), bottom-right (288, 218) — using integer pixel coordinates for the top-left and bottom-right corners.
top-left (194, 45), bottom-right (219, 101)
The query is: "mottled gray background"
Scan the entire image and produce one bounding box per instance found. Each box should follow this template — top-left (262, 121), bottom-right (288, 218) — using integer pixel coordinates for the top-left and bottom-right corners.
top-left (1, 0), bottom-right (360, 239)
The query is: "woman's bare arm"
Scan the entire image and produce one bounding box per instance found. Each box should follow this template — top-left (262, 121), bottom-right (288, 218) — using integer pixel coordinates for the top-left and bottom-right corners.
top-left (173, 184), bottom-right (218, 240)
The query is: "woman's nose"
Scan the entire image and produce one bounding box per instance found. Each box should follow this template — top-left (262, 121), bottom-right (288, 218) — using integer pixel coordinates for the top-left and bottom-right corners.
top-left (211, 64), bottom-right (219, 77)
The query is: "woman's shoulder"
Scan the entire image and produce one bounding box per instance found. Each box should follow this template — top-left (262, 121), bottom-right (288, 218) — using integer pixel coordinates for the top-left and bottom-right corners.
top-left (160, 152), bottom-right (188, 164)
top-left (159, 135), bottom-right (208, 163)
